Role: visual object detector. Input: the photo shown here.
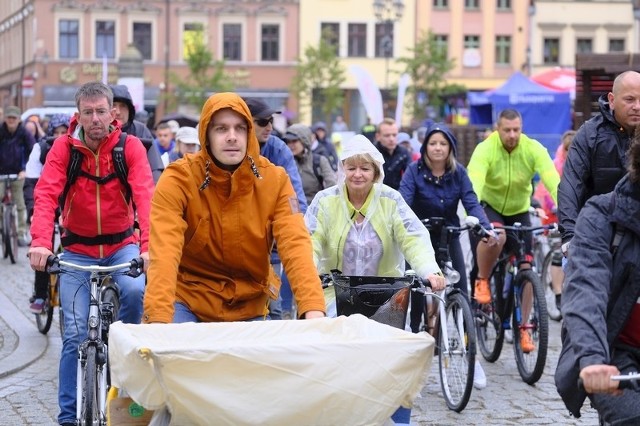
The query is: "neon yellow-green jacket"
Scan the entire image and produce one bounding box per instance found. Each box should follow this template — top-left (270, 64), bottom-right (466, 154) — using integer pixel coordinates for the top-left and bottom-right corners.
top-left (467, 132), bottom-right (560, 216)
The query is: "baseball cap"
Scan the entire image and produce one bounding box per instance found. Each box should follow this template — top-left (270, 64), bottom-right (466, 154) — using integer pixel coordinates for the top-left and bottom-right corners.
top-left (5, 106), bottom-right (21, 118)
top-left (175, 126), bottom-right (200, 146)
top-left (244, 98), bottom-right (281, 120)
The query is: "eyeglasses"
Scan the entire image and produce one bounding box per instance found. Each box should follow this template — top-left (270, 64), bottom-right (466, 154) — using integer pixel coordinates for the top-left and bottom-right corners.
top-left (254, 117), bottom-right (273, 127)
top-left (80, 109), bottom-right (110, 118)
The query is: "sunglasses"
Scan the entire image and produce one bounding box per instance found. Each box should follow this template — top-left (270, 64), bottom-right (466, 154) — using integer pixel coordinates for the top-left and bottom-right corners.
top-left (254, 117), bottom-right (273, 127)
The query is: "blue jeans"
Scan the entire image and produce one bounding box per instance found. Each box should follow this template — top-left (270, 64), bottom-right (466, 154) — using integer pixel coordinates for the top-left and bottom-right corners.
top-left (57, 244), bottom-right (145, 424)
top-left (173, 302), bottom-right (270, 323)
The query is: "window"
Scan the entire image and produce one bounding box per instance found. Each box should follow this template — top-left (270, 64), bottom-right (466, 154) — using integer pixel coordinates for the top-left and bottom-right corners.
top-left (609, 38), bottom-right (625, 52)
top-left (133, 22), bottom-right (152, 60)
top-left (496, 0), bottom-right (511, 10)
top-left (577, 38), bottom-right (593, 54)
top-left (495, 35), bottom-right (511, 65)
top-left (464, 35), bottom-right (480, 49)
top-left (465, 0), bottom-right (480, 10)
top-left (543, 38), bottom-right (560, 64)
top-left (96, 20), bottom-right (115, 58)
top-left (261, 24), bottom-right (279, 61)
top-left (320, 22), bottom-right (340, 55)
top-left (223, 23), bottom-right (242, 61)
top-left (183, 22), bottom-right (204, 60)
top-left (434, 0), bottom-right (448, 8)
top-left (348, 23), bottom-right (367, 57)
top-left (434, 34), bottom-right (449, 57)
top-left (59, 19), bottom-right (79, 59)
top-left (375, 22), bottom-right (394, 58)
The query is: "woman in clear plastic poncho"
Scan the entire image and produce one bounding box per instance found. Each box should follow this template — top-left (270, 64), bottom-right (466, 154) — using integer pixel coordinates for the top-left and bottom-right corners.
top-left (304, 134), bottom-right (444, 425)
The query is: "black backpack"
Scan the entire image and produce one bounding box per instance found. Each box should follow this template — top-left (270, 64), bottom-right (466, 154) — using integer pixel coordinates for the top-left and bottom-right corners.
top-left (59, 132), bottom-right (133, 246)
top-left (312, 153), bottom-right (324, 188)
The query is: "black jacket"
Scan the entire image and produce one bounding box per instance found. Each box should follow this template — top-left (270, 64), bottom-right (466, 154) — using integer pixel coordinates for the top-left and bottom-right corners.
top-left (110, 84), bottom-right (164, 183)
top-left (555, 175), bottom-right (640, 417)
top-left (375, 142), bottom-right (410, 190)
top-left (0, 122), bottom-right (36, 174)
top-left (558, 95), bottom-right (630, 244)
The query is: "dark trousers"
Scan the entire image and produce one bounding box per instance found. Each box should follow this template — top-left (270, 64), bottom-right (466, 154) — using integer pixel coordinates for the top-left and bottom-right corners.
top-left (23, 177), bottom-right (38, 224)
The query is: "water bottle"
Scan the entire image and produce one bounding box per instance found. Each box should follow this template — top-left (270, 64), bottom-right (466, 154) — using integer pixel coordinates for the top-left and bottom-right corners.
top-left (502, 263), bottom-right (513, 299)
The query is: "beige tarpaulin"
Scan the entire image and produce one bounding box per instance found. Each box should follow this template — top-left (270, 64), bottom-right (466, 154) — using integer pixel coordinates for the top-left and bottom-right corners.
top-left (109, 315), bottom-right (434, 425)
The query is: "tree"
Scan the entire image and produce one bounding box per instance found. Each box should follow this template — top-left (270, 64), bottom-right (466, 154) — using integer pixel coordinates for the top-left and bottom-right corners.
top-left (396, 30), bottom-right (463, 120)
top-left (167, 27), bottom-right (233, 111)
top-left (291, 27), bottom-right (346, 124)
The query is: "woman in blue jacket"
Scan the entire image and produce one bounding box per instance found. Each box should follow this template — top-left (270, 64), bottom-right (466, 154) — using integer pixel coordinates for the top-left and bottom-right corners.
top-left (399, 123), bottom-right (493, 389)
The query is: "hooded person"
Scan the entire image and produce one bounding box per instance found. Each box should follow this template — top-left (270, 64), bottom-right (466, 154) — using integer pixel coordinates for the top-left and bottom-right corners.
top-left (110, 84), bottom-right (164, 183)
top-left (283, 123), bottom-right (337, 205)
top-left (143, 92), bottom-right (326, 323)
top-left (303, 133), bottom-right (444, 425)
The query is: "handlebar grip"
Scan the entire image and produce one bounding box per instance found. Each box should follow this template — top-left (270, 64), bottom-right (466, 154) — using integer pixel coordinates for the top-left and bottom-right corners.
top-left (320, 274), bottom-right (332, 289)
top-left (128, 257), bottom-right (145, 278)
top-left (578, 377), bottom-right (638, 392)
top-left (45, 255), bottom-right (60, 274)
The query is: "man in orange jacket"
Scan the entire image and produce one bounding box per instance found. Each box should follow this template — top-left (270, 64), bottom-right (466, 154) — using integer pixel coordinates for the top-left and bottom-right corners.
top-left (143, 92), bottom-right (326, 323)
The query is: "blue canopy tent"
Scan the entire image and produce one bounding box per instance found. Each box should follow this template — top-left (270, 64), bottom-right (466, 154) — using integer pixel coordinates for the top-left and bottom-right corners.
top-left (468, 71), bottom-right (572, 156)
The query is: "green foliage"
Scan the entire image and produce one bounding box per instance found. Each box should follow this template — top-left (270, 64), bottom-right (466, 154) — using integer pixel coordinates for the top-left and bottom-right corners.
top-left (396, 30), bottom-right (464, 120)
top-left (291, 27), bottom-right (346, 123)
top-left (167, 28), bottom-right (233, 110)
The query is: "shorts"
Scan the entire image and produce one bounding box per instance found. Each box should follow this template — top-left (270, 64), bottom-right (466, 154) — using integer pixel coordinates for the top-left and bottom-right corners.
top-left (482, 202), bottom-right (533, 258)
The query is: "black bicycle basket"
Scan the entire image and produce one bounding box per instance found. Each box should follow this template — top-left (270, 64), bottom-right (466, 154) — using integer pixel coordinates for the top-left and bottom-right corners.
top-left (331, 274), bottom-right (412, 330)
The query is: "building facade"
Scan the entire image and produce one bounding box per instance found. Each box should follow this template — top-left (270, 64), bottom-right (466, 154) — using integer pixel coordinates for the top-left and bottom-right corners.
top-left (0, 0), bottom-right (301, 124)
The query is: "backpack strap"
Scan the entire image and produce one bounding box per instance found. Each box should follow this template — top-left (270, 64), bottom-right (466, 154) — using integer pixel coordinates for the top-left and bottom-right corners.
top-left (312, 153), bottom-right (324, 188)
top-left (112, 132), bottom-right (132, 206)
top-left (58, 145), bottom-right (84, 212)
top-left (609, 194), bottom-right (625, 256)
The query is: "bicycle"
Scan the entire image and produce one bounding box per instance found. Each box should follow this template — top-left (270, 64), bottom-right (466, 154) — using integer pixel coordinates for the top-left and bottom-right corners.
top-left (474, 221), bottom-right (553, 385)
top-left (46, 254), bottom-right (144, 426)
top-left (0, 173), bottom-right (19, 264)
top-left (415, 215), bottom-right (491, 412)
top-left (538, 227), bottom-right (563, 321)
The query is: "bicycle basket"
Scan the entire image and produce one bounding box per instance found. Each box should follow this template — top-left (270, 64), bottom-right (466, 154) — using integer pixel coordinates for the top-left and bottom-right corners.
top-left (331, 275), bottom-right (411, 329)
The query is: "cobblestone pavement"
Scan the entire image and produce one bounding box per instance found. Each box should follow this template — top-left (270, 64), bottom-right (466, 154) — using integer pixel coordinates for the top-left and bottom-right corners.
top-left (0, 254), bottom-right (598, 425)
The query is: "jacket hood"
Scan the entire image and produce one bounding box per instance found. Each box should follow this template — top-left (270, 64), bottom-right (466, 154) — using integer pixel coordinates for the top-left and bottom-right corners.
top-left (110, 84), bottom-right (135, 126)
top-left (339, 134), bottom-right (386, 184)
top-left (284, 123), bottom-right (313, 150)
top-left (420, 122), bottom-right (458, 157)
top-left (198, 92), bottom-right (259, 161)
top-left (612, 175), bottom-right (640, 237)
top-left (598, 94), bottom-right (618, 127)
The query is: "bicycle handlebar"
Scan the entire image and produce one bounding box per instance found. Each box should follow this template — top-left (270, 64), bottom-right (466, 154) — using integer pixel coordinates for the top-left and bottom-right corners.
top-left (578, 373), bottom-right (640, 392)
top-left (46, 255), bottom-right (144, 278)
top-left (494, 222), bottom-right (557, 233)
top-left (0, 174), bottom-right (19, 180)
top-left (421, 215), bottom-right (492, 239)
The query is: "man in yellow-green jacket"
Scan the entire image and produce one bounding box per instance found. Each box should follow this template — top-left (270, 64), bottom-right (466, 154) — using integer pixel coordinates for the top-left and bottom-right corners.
top-left (467, 108), bottom-right (559, 353)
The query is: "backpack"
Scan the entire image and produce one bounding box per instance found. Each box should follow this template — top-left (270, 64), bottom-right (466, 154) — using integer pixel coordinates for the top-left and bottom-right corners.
top-left (312, 153), bottom-right (324, 188)
top-left (59, 132), bottom-right (134, 247)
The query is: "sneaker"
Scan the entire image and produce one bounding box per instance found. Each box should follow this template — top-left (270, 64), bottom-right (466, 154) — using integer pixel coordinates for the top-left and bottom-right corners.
top-left (29, 298), bottom-right (45, 313)
top-left (474, 278), bottom-right (491, 304)
top-left (473, 360), bottom-right (487, 389)
top-left (520, 330), bottom-right (535, 353)
top-left (504, 329), bottom-right (513, 344)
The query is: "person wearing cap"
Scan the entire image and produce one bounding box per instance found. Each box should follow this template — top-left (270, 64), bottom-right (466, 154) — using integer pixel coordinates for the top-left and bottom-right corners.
top-left (143, 92), bottom-right (326, 325)
top-left (399, 122), bottom-right (495, 389)
top-left (311, 121), bottom-right (339, 171)
top-left (374, 117), bottom-right (411, 190)
top-left (304, 133), bottom-right (444, 426)
top-left (168, 126), bottom-right (200, 163)
top-left (0, 105), bottom-right (36, 246)
top-left (110, 84), bottom-right (164, 183)
top-left (283, 123), bottom-right (337, 205)
top-left (244, 97), bottom-right (308, 319)
top-left (397, 131), bottom-right (420, 162)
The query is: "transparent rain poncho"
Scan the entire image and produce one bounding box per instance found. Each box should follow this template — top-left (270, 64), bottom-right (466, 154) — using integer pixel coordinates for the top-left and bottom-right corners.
top-left (304, 134), bottom-right (440, 279)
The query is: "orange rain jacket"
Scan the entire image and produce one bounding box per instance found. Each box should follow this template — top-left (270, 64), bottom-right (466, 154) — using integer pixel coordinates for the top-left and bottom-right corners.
top-left (143, 93), bottom-right (326, 323)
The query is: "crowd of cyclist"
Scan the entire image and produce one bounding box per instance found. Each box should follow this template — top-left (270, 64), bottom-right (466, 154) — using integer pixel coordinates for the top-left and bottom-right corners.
top-left (0, 69), bottom-right (634, 424)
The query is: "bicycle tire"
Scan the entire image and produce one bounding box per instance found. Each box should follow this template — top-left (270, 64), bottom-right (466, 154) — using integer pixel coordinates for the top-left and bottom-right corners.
top-left (2, 207), bottom-right (15, 263)
top-left (81, 344), bottom-right (98, 426)
top-left (476, 265), bottom-right (504, 363)
top-left (541, 251), bottom-right (562, 321)
top-left (439, 292), bottom-right (476, 412)
top-left (8, 206), bottom-right (17, 264)
top-left (101, 282), bottom-right (120, 344)
top-left (35, 299), bottom-right (53, 334)
top-left (512, 269), bottom-right (548, 385)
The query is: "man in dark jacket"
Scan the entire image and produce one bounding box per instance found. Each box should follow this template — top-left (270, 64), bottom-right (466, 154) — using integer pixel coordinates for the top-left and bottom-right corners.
top-left (555, 132), bottom-right (640, 423)
top-left (110, 84), bottom-right (164, 183)
top-left (374, 117), bottom-right (410, 190)
top-left (0, 105), bottom-right (36, 245)
top-left (558, 70), bottom-right (640, 257)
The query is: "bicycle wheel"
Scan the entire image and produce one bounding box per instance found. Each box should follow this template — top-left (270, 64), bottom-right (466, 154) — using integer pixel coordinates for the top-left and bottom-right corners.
top-left (81, 344), bottom-right (99, 426)
top-left (476, 264), bottom-right (504, 363)
top-left (2, 207), bottom-right (16, 263)
top-left (101, 282), bottom-right (120, 343)
top-left (439, 292), bottom-right (476, 412)
top-left (512, 269), bottom-right (548, 385)
top-left (541, 251), bottom-right (562, 321)
top-left (35, 298), bottom-right (53, 334)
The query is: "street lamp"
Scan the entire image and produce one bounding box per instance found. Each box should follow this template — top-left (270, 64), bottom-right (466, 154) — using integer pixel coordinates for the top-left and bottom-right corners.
top-left (373, 0), bottom-right (404, 98)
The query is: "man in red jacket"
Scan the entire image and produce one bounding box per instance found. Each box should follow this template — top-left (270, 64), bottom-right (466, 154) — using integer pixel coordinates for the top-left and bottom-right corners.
top-left (27, 81), bottom-right (154, 426)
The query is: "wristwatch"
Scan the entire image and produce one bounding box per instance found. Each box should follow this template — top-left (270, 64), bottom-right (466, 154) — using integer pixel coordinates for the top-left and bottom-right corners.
top-left (561, 241), bottom-right (571, 257)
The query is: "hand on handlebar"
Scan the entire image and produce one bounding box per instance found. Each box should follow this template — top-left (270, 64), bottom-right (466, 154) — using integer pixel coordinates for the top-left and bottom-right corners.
top-left (27, 246), bottom-right (54, 271)
top-left (580, 364), bottom-right (622, 395)
top-left (140, 251), bottom-right (150, 272)
top-left (426, 273), bottom-right (446, 291)
top-left (483, 229), bottom-right (499, 247)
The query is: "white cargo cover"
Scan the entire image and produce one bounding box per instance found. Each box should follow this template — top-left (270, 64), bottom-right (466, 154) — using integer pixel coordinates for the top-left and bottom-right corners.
top-left (109, 315), bottom-right (434, 425)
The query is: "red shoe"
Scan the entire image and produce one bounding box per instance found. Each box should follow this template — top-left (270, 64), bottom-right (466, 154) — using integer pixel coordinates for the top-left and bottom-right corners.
top-left (520, 330), bottom-right (535, 353)
top-left (474, 278), bottom-right (491, 304)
